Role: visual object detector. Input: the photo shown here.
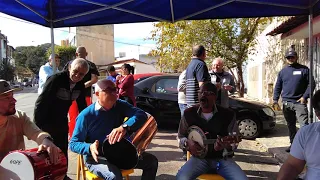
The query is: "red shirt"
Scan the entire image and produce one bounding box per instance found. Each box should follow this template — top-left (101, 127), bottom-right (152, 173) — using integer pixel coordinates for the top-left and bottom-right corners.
top-left (116, 74), bottom-right (136, 106)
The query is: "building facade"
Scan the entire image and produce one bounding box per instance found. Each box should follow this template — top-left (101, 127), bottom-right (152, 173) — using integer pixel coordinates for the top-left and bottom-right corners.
top-left (68, 25), bottom-right (115, 66)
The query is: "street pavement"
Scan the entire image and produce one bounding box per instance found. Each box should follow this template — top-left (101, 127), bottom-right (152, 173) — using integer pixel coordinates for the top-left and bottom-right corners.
top-left (15, 87), bottom-right (281, 180)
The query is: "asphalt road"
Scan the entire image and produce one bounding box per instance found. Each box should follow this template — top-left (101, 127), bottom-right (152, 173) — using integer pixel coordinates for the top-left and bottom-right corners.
top-left (15, 87), bottom-right (281, 180)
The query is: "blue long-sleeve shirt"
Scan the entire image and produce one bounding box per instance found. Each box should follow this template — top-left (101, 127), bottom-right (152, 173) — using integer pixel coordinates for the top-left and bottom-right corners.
top-left (273, 63), bottom-right (314, 103)
top-left (69, 100), bottom-right (147, 157)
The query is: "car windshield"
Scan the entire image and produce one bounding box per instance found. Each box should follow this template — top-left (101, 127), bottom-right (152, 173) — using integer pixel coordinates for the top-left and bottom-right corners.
top-left (134, 76), bottom-right (151, 84)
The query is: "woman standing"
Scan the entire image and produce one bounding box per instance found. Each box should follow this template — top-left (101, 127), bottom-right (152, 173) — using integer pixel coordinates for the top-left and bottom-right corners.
top-left (116, 63), bottom-right (136, 106)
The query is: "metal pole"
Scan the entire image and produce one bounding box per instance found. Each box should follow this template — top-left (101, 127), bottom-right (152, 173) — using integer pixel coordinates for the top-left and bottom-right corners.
top-left (50, 22), bottom-right (56, 74)
top-left (308, 8), bottom-right (314, 123)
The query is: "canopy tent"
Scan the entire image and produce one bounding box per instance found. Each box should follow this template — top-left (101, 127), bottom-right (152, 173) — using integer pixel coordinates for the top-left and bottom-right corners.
top-left (0, 0), bottom-right (319, 28)
top-left (0, 0), bottom-right (319, 121)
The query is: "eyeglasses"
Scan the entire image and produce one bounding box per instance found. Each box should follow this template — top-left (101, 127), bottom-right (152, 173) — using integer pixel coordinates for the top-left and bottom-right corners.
top-left (199, 91), bottom-right (215, 96)
top-left (286, 56), bottom-right (295, 60)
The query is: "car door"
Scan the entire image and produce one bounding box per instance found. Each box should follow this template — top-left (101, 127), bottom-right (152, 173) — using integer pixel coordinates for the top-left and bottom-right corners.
top-left (150, 76), bottom-right (180, 122)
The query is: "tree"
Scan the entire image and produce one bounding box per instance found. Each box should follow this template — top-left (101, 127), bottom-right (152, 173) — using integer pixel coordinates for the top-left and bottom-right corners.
top-left (149, 18), bottom-right (270, 97)
top-left (0, 59), bottom-right (15, 81)
top-left (47, 46), bottom-right (77, 68)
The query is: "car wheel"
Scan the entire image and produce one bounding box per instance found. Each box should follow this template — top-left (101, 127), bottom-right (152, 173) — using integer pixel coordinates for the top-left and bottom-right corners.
top-left (237, 116), bottom-right (261, 140)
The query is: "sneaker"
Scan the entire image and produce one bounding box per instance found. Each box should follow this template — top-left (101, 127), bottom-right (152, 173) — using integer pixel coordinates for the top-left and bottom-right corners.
top-left (182, 154), bottom-right (187, 161)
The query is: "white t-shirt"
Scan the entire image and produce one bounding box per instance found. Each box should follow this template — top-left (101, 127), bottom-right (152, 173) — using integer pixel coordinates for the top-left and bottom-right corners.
top-left (290, 122), bottom-right (320, 179)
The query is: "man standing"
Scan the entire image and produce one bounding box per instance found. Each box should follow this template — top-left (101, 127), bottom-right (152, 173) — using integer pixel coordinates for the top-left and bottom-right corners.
top-left (178, 70), bottom-right (188, 160)
top-left (34, 58), bottom-right (89, 176)
top-left (38, 54), bottom-right (60, 94)
top-left (210, 57), bottom-right (236, 108)
top-left (106, 65), bottom-right (119, 83)
top-left (277, 89), bottom-right (320, 180)
top-left (185, 45), bottom-right (211, 107)
top-left (273, 48), bottom-right (314, 152)
top-left (176, 82), bottom-right (247, 180)
top-left (64, 46), bottom-right (100, 139)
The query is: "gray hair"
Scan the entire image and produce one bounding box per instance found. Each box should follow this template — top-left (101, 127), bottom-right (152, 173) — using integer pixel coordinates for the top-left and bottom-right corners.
top-left (70, 58), bottom-right (89, 74)
top-left (212, 57), bottom-right (224, 65)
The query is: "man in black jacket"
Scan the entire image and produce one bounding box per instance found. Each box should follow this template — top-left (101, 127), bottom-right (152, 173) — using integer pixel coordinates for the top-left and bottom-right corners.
top-left (176, 82), bottom-right (247, 180)
top-left (34, 58), bottom-right (89, 179)
top-left (273, 48), bottom-right (314, 152)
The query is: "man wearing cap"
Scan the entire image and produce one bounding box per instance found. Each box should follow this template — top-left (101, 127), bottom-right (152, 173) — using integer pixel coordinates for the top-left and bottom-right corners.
top-left (0, 80), bottom-right (60, 175)
top-left (38, 54), bottom-right (60, 94)
top-left (34, 58), bottom-right (89, 180)
top-left (177, 82), bottom-right (247, 180)
top-left (273, 47), bottom-right (315, 152)
top-left (69, 79), bottom-right (158, 180)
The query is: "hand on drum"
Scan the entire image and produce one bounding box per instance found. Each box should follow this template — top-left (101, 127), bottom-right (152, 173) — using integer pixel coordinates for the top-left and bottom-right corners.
top-left (107, 126), bottom-right (127, 145)
top-left (186, 139), bottom-right (203, 156)
top-left (38, 138), bottom-right (60, 165)
top-left (90, 140), bottom-right (99, 162)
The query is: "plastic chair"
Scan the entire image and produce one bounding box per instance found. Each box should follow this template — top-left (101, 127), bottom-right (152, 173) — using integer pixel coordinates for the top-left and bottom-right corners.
top-left (76, 154), bottom-right (134, 180)
top-left (187, 151), bottom-right (225, 180)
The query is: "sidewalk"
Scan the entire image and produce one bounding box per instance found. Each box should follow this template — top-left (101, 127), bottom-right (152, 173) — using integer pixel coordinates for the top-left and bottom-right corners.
top-left (255, 111), bottom-right (292, 163)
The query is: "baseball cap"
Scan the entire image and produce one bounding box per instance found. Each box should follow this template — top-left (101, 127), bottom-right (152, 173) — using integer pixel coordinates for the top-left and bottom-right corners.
top-left (0, 80), bottom-right (16, 95)
top-left (285, 50), bottom-right (297, 58)
top-left (49, 54), bottom-right (60, 59)
top-left (95, 79), bottom-right (116, 92)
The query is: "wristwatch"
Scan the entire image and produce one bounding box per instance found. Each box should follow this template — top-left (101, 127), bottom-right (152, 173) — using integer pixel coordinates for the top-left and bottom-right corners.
top-left (122, 124), bottom-right (130, 132)
top-left (44, 136), bottom-right (54, 142)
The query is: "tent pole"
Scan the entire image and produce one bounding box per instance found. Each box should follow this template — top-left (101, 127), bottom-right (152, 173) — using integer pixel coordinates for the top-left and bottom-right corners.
top-left (308, 7), bottom-right (314, 123)
top-left (50, 22), bottom-right (56, 74)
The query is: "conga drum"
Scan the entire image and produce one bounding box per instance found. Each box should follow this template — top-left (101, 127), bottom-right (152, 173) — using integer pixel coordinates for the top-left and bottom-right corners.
top-left (0, 148), bottom-right (67, 180)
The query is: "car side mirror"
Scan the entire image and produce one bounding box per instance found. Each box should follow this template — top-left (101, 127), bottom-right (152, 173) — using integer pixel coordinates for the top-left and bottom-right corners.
top-left (142, 88), bottom-right (149, 94)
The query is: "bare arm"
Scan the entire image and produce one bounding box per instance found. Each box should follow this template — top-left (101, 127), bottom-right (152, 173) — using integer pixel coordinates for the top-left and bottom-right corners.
top-left (277, 155), bottom-right (305, 180)
top-left (84, 74), bottom-right (98, 88)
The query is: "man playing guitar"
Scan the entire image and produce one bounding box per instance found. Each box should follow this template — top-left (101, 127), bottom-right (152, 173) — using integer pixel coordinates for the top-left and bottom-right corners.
top-left (177, 82), bottom-right (247, 180)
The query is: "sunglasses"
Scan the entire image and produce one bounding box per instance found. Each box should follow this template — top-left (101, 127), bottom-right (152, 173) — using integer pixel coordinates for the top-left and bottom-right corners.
top-left (286, 56), bottom-right (295, 60)
top-left (199, 91), bottom-right (215, 96)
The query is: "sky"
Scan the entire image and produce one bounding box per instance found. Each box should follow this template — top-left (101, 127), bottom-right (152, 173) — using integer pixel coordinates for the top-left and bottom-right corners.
top-left (0, 13), bottom-right (156, 59)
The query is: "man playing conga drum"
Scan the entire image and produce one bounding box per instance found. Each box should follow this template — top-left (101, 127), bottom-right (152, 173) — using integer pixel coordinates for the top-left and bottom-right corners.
top-left (0, 79), bottom-right (61, 177)
top-left (176, 82), bottom-right (247, 180)
top-left (69, 79), bottom-right (158, 180)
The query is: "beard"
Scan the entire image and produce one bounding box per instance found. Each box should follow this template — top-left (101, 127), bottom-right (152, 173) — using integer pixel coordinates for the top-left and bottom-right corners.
top-left (1, 108), bottom-right (16, 116)
top-left (199, 97), bottom-right (210, 108)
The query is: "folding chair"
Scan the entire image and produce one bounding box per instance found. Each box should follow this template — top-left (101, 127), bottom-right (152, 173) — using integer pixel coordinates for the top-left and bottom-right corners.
top-left (187, 151), bottom-right (225, 180)
top-left (76, 154), bottom-right (134, 180)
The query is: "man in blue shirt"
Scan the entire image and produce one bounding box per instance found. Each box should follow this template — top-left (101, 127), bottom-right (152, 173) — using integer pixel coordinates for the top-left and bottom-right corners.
top-left (38, 54), bottom-right (60, 94)
top-left (185, 45), bottom-right (211, 107)
top-left (273, 48), bottom-right (314, 152)
top-left (106, 65), bottom-right (119, 83)
top-left (69, 79), bottom-right (158, 180)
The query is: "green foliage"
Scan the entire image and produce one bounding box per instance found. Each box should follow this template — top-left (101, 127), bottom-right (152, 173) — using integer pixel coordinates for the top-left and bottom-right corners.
top-left (46, 46), bottom-right (76, 67)
top-left (149, 18), bottom-right (271, 96)
top-left (0, 60), bottom-right (15, 81)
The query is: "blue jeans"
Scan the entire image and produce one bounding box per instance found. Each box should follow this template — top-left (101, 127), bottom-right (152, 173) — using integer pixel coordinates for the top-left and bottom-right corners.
top-left (179, 103), bottom-right (188, 117)
top-left (85, 152), bottom-right (158, 180)
top-left (176, 156), bottom-right (248, 180)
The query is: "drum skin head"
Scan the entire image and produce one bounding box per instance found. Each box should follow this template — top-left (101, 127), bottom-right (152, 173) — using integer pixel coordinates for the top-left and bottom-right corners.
top-left (102, 138), bottom-right (138, 170)
top-left (0, 152), bottom-right (35, 180)
top-left (187, 125), bottom-right (208, 158)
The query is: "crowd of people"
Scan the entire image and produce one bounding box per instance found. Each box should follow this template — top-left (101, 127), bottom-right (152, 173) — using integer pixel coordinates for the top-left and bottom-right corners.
top-left (0, 44), bottom-right (319, 180)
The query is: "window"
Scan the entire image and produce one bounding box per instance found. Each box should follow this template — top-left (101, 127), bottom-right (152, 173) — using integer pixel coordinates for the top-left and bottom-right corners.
top-left (155, 79), bottom-right (178, 94)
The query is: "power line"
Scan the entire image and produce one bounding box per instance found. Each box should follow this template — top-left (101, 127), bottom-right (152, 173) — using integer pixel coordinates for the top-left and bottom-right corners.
top-left (0, 14), bottom-right (155, 49)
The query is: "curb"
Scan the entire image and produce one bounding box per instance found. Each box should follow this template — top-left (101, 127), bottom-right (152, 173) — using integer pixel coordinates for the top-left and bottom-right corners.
top-left (255, 138), bottom-right (288, 164)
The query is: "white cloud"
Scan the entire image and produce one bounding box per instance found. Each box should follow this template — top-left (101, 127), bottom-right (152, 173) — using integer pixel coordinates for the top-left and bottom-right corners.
top-left (114, 22), bottom-right (155, 40)
top-left (115, 43), bottom-right (157, 59)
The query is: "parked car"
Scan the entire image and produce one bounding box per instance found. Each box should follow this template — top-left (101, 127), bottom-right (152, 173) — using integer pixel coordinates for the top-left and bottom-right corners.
top-left (134, 75), bottom-right (276, 139)
top-left (133, 73), bottom-right (164, 84)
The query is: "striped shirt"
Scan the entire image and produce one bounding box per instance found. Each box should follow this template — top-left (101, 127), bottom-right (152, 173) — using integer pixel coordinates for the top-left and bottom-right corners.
top-left (185, 58), bottom-right (210, 106)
